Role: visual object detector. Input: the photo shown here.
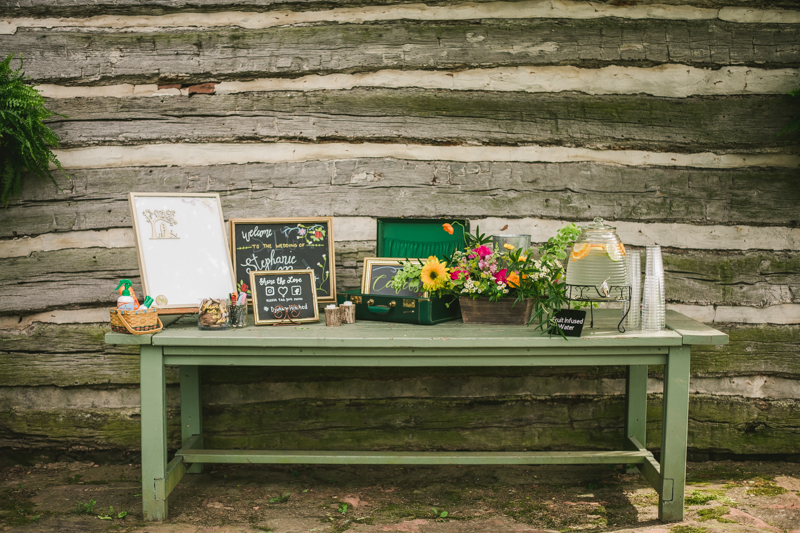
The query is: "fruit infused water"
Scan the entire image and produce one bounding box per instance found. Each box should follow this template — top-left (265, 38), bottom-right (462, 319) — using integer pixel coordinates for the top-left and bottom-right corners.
top-left (565, 218), bottom-right (628, 288)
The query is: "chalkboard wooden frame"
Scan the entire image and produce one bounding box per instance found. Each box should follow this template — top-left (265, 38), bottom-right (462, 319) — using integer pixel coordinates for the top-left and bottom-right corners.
top-left (361, 258), bottom-right (428, 298)
top-left (229, 217), bottom-right (336, 304)
top-left (249, 269), bottom-right (320, 325)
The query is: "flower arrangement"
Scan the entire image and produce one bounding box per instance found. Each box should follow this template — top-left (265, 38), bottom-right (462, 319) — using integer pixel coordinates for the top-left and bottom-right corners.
top-left (390, 223), bottom-right (581, 331)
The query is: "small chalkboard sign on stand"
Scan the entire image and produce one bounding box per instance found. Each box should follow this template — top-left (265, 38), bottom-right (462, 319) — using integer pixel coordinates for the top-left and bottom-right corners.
top-left (230, 218), bottom-right (336, 304)
top-left (553, 309), bottom-right (587, 337)
top-left (249, 269), bottom-right (320, 325)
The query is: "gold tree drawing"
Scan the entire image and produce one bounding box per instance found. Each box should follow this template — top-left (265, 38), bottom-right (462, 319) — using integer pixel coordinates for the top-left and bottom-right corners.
top-left (143, 209), bottom-right (179, 239)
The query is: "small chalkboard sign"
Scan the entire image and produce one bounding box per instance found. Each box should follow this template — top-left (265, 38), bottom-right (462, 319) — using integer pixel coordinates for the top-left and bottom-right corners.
top-left (553, 309), bottom-right (586, 337)
top-left (362, 258), bottom-right (426, 297)
top-left (249, 269), bottom-right (320, 325)
top-left (230, 218), bottom-right (336, 304)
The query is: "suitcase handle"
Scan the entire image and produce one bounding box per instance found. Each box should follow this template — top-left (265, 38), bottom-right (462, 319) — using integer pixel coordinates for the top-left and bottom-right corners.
top-left (367, 299), bottom-right (396, 315)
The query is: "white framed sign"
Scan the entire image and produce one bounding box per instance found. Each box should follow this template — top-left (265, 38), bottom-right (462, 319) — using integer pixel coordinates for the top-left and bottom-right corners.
top-left (128, 192), bottom-right (236, 312)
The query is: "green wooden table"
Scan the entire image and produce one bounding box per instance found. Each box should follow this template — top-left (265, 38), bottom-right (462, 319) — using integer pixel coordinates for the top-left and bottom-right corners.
top-left (105, 309), bottom-right (727, 523)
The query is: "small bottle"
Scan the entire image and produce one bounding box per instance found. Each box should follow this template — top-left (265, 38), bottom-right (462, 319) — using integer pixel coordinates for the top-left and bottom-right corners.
top-left (115, 279), bottom-right (136, 311)
top-left (138, 295), bottom-right (154, 311)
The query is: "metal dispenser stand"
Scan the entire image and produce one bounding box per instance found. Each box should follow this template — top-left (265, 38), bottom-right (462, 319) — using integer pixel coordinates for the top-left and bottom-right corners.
top-left (565, 284), bottom-right (632, 333)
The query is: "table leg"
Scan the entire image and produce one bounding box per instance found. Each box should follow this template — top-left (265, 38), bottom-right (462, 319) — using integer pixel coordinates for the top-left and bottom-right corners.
top-left (625, 365), bottom-right (648, 472)
top-left (140, 345), bottom-right (168, 520)
top-left (180, 365), bottom-right (203, 473)
top-left (658, 345), bottom-right (691, 522)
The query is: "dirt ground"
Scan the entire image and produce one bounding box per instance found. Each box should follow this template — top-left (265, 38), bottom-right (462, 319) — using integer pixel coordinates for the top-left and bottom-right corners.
top-left (1, 459), bottom-right (799, 533)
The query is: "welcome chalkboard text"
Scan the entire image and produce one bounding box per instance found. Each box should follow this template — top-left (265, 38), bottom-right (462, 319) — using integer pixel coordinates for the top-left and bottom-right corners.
top-left (230, 218), bottom-right (336, 303)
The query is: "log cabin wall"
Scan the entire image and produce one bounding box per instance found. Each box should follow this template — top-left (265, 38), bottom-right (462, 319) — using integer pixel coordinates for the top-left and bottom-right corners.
top-left (0, 0), bottom-right (798, 459)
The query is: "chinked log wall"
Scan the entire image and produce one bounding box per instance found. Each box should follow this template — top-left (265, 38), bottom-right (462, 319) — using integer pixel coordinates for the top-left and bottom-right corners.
top-left (0, 0), bottom-right (799, 458)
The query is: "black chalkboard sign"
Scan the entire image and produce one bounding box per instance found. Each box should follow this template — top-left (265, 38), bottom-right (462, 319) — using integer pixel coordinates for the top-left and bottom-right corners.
top-left (249, 269), bottom-right (320, 325)
top-left (230, 218), bottom-right (336, 304)
top-left (362, 258), bottom-right (425, 297)
top-left (553, 309), bottom-right (586, 337)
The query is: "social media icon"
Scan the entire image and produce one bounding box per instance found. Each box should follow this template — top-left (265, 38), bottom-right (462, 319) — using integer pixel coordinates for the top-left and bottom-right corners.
top-left (291, 286), bottom-right (302, 296)
top-left (266, 287), bottom-right (275, 296)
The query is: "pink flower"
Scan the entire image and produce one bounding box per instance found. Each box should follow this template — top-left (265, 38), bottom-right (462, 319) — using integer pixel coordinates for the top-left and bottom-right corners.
top-left (450, 269), bottom-right (463, 280)
top-left (473, 245), bottom-right (492, 258)
top-left (494, 268), bottom-right (508, 284)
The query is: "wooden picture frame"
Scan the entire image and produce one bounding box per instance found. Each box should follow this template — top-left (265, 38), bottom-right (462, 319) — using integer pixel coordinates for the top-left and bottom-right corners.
top-left (229, 217), bottom-right (336, 304)
top-left (361, 257), bottom-right (427, 297)
top-left (249, 269), bottom-right (320, 325)
top-left (128, 192), bottom-right (236, 313)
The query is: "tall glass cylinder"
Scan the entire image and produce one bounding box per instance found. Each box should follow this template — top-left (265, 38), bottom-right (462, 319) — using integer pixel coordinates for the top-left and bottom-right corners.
top-left (641, 245), bottom-right (665, 331)
top-left (624, 251), bottom-right (641, 330)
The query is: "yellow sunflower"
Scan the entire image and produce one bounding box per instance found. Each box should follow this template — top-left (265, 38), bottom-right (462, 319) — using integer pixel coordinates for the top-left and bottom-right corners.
top-left (420, 256), bottom-right (449, 291)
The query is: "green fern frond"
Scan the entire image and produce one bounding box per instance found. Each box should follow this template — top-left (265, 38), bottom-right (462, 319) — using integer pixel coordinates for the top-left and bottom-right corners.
top-left (778, 87), bottom-right (800, 141)
top-left (0, 53), bottom-right (69, 207)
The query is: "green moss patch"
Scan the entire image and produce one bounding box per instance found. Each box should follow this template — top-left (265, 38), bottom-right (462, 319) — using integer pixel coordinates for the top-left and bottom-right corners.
top-left (685, 489), bottom-right (735, 506)
top-left (671, 527), bottom-right (709, 533)
top-left (746, 482), bottom-right (788, 497)
top-left (697, 505), bottom-right (736, 523)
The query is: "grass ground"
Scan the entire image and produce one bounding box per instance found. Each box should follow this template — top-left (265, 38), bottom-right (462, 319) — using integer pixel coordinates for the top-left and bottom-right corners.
top-left (1, 459), bottom-right (799, 533)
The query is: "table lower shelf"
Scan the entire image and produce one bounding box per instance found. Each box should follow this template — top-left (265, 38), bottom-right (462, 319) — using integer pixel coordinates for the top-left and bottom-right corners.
top-left (175, 449), bottom-right (652, 465)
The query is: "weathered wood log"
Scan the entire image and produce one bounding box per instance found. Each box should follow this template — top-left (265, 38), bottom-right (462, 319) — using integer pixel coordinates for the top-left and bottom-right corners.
top-left (44, 91), bottom-right (800, 153)
top-left (1, 244), bottom-right (798, 314)
top-left (1, 388), bottom-right (797, 454)
top-left (2, 321), bottom-right (797, 384)
top-left (7, 20), bottom-right (798, 85)
top-left (691, 324), bottom-right (800, 378)
top-left (0, 241), bottom-right (370, 314)
top-left (0, 323), bottom-right (179, 386)
top-left (660, 249), bottom-right (800, 307)
top-left (3, 161), bottom-right (797, 239)
top-left (1, 320), bottom-right (797, 453)
top-left (7, 0), bottom-right (796, 18)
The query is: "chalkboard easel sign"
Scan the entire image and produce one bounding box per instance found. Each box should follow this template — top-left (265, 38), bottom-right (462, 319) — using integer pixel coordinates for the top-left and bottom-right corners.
top-left (362, 258), bottom-right (427, 298)
top-left (249, 269), bottom-right (320, 325)
top-left (230, 218), bottom-right (336, 304)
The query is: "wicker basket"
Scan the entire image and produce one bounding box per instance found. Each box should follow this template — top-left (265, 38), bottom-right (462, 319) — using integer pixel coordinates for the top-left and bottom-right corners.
top-left (110, 307), bottom-right (163, 335)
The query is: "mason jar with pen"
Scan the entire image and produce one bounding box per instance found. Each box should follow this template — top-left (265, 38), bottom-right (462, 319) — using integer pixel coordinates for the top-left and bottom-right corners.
top-left (229, 291), bottom-right (248, 328)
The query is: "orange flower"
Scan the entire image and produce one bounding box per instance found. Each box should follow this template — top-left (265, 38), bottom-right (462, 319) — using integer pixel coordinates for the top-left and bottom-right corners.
top-left (442, 223), bottom-right (454, 235)
top-left (506, 271), bottom-right (521, 288)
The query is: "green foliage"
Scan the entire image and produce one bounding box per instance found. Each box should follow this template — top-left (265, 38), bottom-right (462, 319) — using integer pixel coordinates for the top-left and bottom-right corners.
top-left (97, 505), bottom-right (127, 520)
top-left (431, 507), bottom-right (449, 520)
top-left (338, 502), bottom-right (348, 514)
top-left (0, 53), bottom-right (68, 206)
top-left (74, 499), bottom-right (96, 515)
top-left (268, 492), bottom-right (291, 503)
top-left (778, 87), bottom-right (800, 141)
top-left (389, 259), bottom-right (424, 294)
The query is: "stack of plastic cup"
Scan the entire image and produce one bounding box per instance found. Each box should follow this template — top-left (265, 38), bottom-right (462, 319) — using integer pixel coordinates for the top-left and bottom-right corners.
top-left (641, 245), bottom-right (666, 331)
top-left (624, 251), bottom-right (641, 330)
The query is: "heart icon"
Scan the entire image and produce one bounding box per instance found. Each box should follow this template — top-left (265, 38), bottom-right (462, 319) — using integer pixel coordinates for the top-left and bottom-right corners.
top-left (278, 286), bottom-right (289, 298)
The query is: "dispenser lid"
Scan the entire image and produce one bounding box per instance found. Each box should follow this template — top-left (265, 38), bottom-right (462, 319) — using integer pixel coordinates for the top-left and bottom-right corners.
top-left (584, 217), bottom-right (615, 231)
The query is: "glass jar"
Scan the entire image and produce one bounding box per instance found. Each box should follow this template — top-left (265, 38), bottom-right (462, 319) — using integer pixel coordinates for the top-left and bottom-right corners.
top-left (491, 234), bottom-right (531, 254)
top-left (565, 218), bottom-right (628, 288)
top-left (198, 298), bottom-right (230, 330)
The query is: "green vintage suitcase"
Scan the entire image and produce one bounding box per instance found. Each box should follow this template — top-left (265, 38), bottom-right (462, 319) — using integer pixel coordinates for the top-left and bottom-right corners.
top-left (336, 218), bottom-right (469, 324)
top-left (337, 291), bottom-right (461, 325)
